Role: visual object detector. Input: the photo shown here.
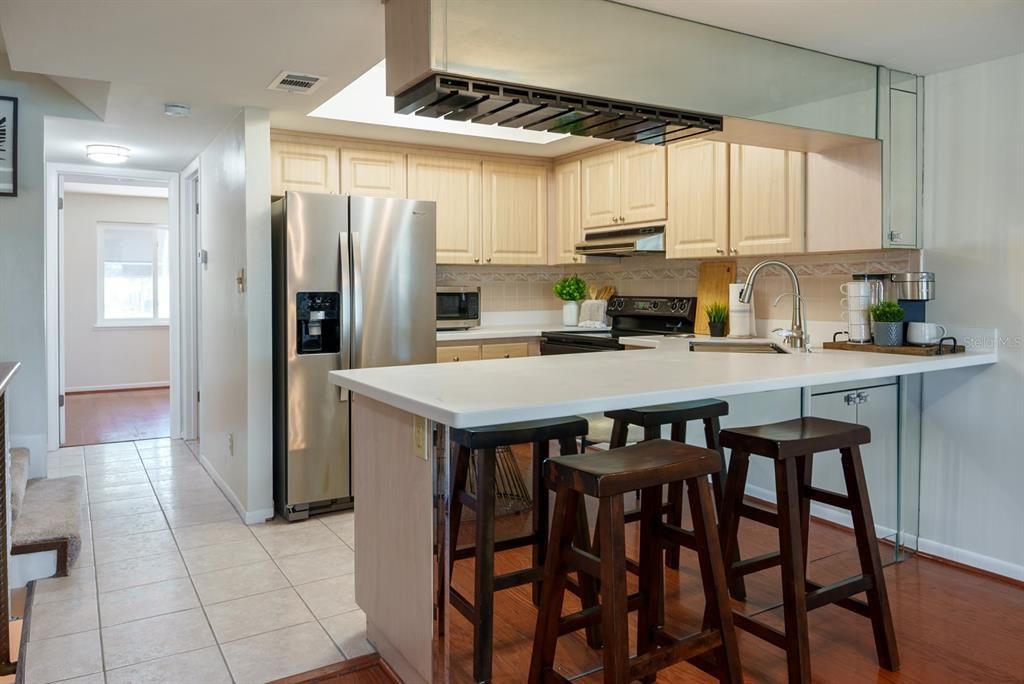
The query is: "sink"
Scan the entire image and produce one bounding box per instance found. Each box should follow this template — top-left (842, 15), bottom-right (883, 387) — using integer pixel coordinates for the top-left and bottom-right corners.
top-left (689, 341), bottom-right (789, 354)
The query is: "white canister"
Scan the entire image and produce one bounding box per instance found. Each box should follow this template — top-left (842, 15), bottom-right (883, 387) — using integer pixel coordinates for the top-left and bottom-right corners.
top-left (562, 300), bottom-right (580, 327)
top-left (728, 283), bottom-right (755, 338)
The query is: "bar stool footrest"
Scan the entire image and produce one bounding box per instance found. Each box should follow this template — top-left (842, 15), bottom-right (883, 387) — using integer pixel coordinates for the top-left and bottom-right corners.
top-left (805, 578), bottom-right (873, 616)
top-left (804, 485), bottom-right (852, 510)
top-left (452, 532), bottom-right (540, 560)
top-left (557, 592), bottom-right (643, 636)
top-left (740, 502), bottom-right (778, 527)
top-left (733, 612), bottom-right (788, 649)
top-left (731, 551), bottom-right (782, 577)
top-left (630, 629), bottom-right (723, 681)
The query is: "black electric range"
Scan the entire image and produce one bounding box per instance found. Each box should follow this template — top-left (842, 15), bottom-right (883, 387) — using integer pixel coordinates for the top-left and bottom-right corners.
top-left (540, 296), bottom-right (697, 354)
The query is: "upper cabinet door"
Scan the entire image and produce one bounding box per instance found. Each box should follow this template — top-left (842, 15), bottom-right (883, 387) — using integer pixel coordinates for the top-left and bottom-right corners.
top-left (618, 144), bottom-right (666, 225)
top-left (665, 140), bottom-right (729, 259)
top-left (407, 154), bottom-right (482, 265)
top-left (580, 150), bottom-right (620, 229)
top-left (271, 141), bottom-right (339, 195)
top-left (340, 149), bottom-right (407, 198)
top-left (729, 145), bottom-right (805, 256)
top-left (482, 162), bottom-right (548, 265)
top-left (552, 160), bottom-right (583, 265)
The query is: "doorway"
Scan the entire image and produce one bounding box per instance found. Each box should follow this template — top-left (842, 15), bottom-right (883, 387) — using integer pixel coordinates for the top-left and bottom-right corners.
top-left (45, 164), bottom-right (183, 449)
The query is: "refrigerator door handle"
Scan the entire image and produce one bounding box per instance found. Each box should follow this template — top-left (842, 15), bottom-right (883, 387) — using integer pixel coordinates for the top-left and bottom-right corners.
top-left (351, 231), bottom-right (364, 370)
top-left (338, 232), bottom-right (351, 403)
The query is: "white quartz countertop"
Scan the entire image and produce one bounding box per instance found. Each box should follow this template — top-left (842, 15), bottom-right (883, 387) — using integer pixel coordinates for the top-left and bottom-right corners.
top-left (330, 344), bottom-right (997, 429)
top-left (437, 324), bottom-right (607, 342)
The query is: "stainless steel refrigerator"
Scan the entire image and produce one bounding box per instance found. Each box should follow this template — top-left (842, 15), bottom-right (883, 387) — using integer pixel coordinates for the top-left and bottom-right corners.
top-left (272, 192), bottom-right (436, 521)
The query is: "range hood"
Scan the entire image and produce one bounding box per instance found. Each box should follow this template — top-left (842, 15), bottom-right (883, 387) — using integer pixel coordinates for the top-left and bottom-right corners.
top-left (575, 227), bottom-right (665, 257)
top-left (395, 73), bottom-right (723, 145)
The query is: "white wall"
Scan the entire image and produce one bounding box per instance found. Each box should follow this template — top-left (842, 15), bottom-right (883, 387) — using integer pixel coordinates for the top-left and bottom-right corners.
top-left (63, 192), bottom-right (169, 391)
top-left (0, 54), bottom-right (95, 471)
top-left (196, 107), bottom-right (273, 522)
top-left (920, 52), bottom-right (1024, 580)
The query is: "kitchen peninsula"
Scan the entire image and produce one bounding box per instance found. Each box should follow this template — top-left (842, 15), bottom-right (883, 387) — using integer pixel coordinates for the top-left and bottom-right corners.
top-left (329, 342), bottom-right (996, 682)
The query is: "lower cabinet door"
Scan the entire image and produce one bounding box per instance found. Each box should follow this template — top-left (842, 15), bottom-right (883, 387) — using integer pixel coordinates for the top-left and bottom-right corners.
top-left (436, 345), bottom-right (481, 363)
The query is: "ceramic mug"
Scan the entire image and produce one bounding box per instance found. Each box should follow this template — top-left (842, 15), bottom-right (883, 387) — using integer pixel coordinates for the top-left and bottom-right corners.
top-left (907, 322), bottom-right (947, 345)
top-left (841, 295), bottom-right (873, 311)
top-left (840, 280), bottom-right (882, 303)
top-left (842, 309), bottom-right (871, 325)
top-left (847, 321), bottom-right (872, 343)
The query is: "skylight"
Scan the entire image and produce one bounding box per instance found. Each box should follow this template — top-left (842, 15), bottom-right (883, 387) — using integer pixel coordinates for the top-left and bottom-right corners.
top-left (309, 61), bottom-right (567, 145)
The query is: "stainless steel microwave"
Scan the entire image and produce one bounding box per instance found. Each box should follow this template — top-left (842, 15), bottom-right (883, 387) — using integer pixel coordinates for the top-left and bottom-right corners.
top-left (436, 287), bottom-right (480, 330)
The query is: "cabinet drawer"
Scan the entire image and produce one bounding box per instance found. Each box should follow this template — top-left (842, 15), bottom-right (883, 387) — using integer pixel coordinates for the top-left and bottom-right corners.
top-left (481, 342), bottom-right (529, 360)
top-left (436, 344), bottom-right (481, 363)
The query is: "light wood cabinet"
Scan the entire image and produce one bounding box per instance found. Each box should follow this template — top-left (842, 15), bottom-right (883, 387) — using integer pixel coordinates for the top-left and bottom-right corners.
top-left (580, 150), bottom-right (620, 229)
top-left (436, 344), bottom-right (481, 363)
top-left (729, 145), bottom-right (805, 256)
top-left (552, 160), bottom-right (583, 265)
top-left (665, 140), bottom-right (729, 259)
top-left (481, 342), bottom-right (530, 360)
top-left (270, 141), bottom-right (339, 196)
top-left (340, 149), bottom-right (406, 198)
top-left (407, 154), bottom-right (482, 265)
top-left (580, 145), bottom-right (666, 230)
top-left (482, 162), bottom-right (547, 265)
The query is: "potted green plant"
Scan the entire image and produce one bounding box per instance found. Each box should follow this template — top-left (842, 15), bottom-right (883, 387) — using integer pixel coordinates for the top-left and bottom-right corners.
top-left (553, 274), bottom-right (587, 326)
top-left (870, 300), bottom-right (905, 346)
top-left (705, 301), bottom-right (729, 338)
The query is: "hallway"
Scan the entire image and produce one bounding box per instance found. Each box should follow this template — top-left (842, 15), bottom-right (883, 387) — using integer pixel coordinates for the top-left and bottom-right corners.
top-left (64, 389), bottom-right (170, 446)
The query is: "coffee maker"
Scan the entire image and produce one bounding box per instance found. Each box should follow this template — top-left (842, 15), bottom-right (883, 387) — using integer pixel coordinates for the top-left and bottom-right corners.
top-left (854, 271), bottom-right (935, 327)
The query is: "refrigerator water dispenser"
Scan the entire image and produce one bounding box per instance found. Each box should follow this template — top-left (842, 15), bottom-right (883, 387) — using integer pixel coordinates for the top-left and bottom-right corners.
top-left (296, 292), bottom-right (340, 354)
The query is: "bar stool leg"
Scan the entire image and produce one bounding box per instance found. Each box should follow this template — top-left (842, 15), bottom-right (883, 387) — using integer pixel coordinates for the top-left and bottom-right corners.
top-left (775, 458), bottom-right (812, 684)
top-left (687, 476), bottom-right (743, 684)
top-left (609, 419), bottom-right (628, 449)
top-left (796, 455), bottom-right (813, 571)
top-left (598, 495), bottom-right (630, 682)
top-left (438, 444), bottom-right (471, 636)
top-left (473, 447), bottom-right (497, 683)
top-left (637, 485), bottom-right (665, 684)
top-left (841, 446), bottom-right (900, 671)
top-left (717, 450), bottom-right (749, 598)
top-left (529, 485), bottom-right (580, 683)
top-left (558, 437), bottom-right (603, 649)
top-left (532, 439), bottom-right (550, 606)
top-left (665, 422), bottom-right (686, 570)
top-left (705, 416), bottom-right (747, 601)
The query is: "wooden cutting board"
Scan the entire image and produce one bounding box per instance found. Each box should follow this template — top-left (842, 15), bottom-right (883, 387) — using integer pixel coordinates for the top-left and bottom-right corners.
top-left (694, 260), bottom-right (736, 335)
top-left (823, 341), bottom-right (965, 355)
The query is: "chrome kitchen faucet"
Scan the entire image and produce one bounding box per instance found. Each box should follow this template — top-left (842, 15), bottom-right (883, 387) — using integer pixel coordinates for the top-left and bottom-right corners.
top-left (739, 260), bottom-right (811, 351)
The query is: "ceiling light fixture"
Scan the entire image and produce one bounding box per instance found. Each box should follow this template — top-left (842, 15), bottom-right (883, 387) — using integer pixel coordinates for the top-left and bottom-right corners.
top-left (86, 144), bottom-right (131, 164)
top-left (309, 60), bottom-right (566, 145)
top-left (164, 103), bottom-right (191, 118)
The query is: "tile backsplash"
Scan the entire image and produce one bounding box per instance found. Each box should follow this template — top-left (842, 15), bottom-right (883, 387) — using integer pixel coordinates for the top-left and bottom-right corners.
top-left (437, 250), bottom-right (921, 323)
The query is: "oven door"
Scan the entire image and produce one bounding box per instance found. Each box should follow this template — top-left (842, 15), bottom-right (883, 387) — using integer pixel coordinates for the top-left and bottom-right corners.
top-left (540, 339), bottom-right (619, 355)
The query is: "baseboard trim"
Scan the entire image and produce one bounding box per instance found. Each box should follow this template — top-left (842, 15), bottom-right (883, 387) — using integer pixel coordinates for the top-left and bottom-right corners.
top-left (744, 483), bottom-right (1024, 582)
top-left (196, 452), bottom-right (272, 525)
top-left (65, 382), bottom-right (170, 393)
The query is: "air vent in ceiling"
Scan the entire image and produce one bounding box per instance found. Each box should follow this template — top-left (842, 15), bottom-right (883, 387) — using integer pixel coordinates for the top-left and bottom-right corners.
top-left (267, 71), bottom-right (325, 94)
top-left (395, 74), bottom-right (724, 145)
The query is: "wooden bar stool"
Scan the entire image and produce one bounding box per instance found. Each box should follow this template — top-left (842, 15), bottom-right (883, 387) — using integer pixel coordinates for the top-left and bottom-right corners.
top-left (717, 417), bottom-right (899, 684)
top-left (442, 416), bottom-right (593, 683)
top-left (605, 398), bottom-right (745, 597)
top-left (531, 439), bottom-right (743, 684)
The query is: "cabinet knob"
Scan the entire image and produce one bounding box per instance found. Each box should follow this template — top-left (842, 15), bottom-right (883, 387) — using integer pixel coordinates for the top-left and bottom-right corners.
top-left (453, 357), bottom-right (460, 362)
top-left (572, 256), bottom-right (578, 262)
top-left (503, 353), bottom-right (510, 359)
top-left (619, 215), bottom-right (625, 222)
top-left (473, 257), bottom-right (480, 263)
top-left (730, 248), bottom-right (738, 255)
top-left (612, 216), bottom-right (619, 223)
top-left (486, 257), bottom-right (492, 263)
top-left (716, 247), bottom-right (725, 254)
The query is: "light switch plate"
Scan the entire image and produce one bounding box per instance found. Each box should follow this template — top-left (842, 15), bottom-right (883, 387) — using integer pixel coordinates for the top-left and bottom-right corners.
top-left (412, 416), bottom-right (430, 461)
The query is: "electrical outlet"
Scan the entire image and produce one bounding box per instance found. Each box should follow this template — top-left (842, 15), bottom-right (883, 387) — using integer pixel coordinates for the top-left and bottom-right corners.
top-left (412, 417), bottom-right (429, 461)
top-left (227, 432), bottom-right (234, 457)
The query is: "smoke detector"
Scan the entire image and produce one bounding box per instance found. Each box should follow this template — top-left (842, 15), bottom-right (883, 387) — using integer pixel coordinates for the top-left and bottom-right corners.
top-left (164, 103), bottom-right (191, 118)
top-left (267, 71), bottom-right (325, 94)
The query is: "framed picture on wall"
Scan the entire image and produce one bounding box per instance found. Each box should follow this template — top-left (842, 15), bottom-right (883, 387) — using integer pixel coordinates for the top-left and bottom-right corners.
top-left (0, 96), bottom-right (17, 197)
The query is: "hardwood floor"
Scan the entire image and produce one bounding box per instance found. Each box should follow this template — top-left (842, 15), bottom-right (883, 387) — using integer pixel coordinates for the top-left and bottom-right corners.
top-left (441, 449), bottom-right (1024, 683)
top-left (269, 655), bottom-right (401, 684)
top-left (63, 387), bottom-right (170, 446)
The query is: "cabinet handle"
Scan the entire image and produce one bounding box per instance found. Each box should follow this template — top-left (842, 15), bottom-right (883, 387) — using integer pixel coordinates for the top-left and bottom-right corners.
top-left (612, 216), bottom-right (619, 223)
top-left (716, 247), bottom-right (725, 255)
top-left (844, 392), bottom-right (858, 405)
top-left (485, 257), bottom-right (492, 263)
top-left (503, 353), bottom-right (510, 359)
top-left (856, 391), bottom-right (869, 404)
top-left (452, 356), bottom-right (460, 362)
top-left (474, 257), bottom-right (480, 263)
top-left (730, 248), bottom-right (738, 255)
top-left (619, 215), bottom-right (626, 222)
top-left (572, 256), bottom-right (578, 262)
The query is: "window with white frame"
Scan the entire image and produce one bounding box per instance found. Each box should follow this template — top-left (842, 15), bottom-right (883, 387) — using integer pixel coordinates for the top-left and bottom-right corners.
top-left (97, 222), bottom-right (169, 325)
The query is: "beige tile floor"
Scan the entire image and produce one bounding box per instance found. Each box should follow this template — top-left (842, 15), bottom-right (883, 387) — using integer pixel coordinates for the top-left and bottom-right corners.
top-left (25, 439), bottom-right (371, 684)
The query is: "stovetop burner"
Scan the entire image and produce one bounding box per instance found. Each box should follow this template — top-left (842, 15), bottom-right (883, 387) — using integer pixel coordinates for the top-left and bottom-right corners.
top-left (541, 296), bottom-right (697, 354)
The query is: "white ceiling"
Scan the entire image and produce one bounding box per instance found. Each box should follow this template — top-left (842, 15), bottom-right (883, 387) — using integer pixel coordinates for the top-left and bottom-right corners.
top-left (2, 0), bottom-right (1022, 171)
top-left (618, 0), bottom-right (1024, 76)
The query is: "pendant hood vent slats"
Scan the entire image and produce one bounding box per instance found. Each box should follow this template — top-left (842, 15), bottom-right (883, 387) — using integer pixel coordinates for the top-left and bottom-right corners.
top-left (395, 74), bottom-right (723, 145)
